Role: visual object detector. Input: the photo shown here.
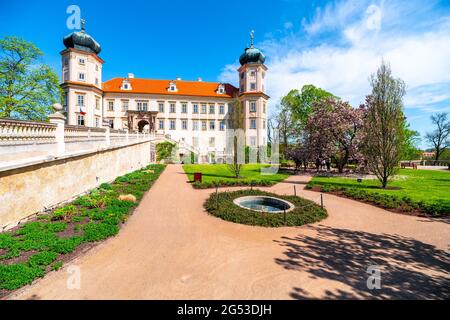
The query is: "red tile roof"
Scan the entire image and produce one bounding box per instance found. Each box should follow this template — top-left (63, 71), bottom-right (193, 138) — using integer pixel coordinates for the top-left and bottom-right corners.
top-left (102, 78), bottom-right (238, 99)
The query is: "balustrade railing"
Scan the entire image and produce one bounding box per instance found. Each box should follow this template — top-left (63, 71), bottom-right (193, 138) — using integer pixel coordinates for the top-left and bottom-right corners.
top-left (0, 119), bottom-right (57, 145)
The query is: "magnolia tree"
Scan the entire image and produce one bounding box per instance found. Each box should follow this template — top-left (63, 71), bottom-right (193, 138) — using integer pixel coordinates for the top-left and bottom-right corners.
top-left (305, 98), bottom-right (366, 173)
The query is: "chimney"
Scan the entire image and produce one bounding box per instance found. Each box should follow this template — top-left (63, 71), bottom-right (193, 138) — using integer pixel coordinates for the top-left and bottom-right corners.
top-left (176, 76), bottom-right (182, 81)
top-left (127, 73), bottom-right (134, 79)
top-left (197, 77), bottom-right (203, 82)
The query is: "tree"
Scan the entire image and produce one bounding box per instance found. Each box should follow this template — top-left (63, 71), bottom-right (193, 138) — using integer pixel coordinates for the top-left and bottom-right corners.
top-left (306, 98), bottom-right (365, 173)
top-left (226, 97), bottom-right (245, 178)
top-left (362, 61), bottom-right (406, 188)
top-left (401, 122), bottom-right (421, 160)
top-left (0, 36), bottom-right (61, 120)
top-left (274, 105), bottom-right (294, 159)
top-left (425, 112), bottom-right (450, 161)
top-left (286, 141), bottom-right (313, 172)
top-left (281, 84), bottom-right (335, 126)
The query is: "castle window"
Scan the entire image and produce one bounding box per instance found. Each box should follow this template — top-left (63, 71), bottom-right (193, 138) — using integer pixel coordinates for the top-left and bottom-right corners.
top-left (250, 70), bottom-right (256, 77)
top-left (209, 104), bottom-right (215, 114)
top-left (78, 58), bottom-right (85, 65)
top-left (169, 119), bottom-right (176, 130)
top-left (219, 105), bottom-right (225, 115)
top-left (78, 72), bottom-right (86, 81)
top-left (240, 72), bottom-right (244, 79)
top-left (170, 102), bottom-right (176, 113)
top-left (263, 102), bottom-right (266, 114)
top-left (250, 118), bottom-right (257, 129)
top-left (95, 97), bottom-right (100, 110)
top-left (217, 84), bottom-right (225, 94)
top-left (159, 119), bottom-right (164, 130)
top-left (201, 104), bottom-right (207, 114)
top-left (250, 101), bottom-right (257, 113)
top-left (77, 94), bottom-right (84, 106)
top-left (168, 81), bottom-right (177, 92)
top-left (95, 117), bottom-right (99, 127)
top-left (201, 120), bottom-right (207, 131)
top-left (137, 101), bottom-right (148, 111)
top-left (219, 120), bottom-right (226, 131)
top-left (209, 121), bottom-right (215, 130)
top-left (181, 103), bottom-right (187, 113)
top-left (64, 71), bottom-right (69, 81)
top-left (77, 115), bottom-right (85, 126)
top-left (181, 120), bottom-right (188, 130)
top-left (209, 137), bottom-right (215, 147)
top-left (108, 119), bottom-right (114, 129)
top-left (95, 64), bottom-right (99, 71)
top-left (108, 101), bottom-right (114, 111)
top-left (64, 57), bottom-right (69, 66)
top-left (193, 120), bottom-right (199, 131)
top-left (122, 100), bottom-right (129, 111)
top-left (158, 102), bottom-right (164, 113)
top-left (193, 103), bottom-right (199, 114)
top-left (250, 83), bottom-right (256, 91)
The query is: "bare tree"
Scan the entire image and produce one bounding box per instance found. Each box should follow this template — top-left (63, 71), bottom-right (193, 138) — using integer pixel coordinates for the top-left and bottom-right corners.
top-left (275, 105), bottom-right (294, 158)
top-left (362, 61), bottom-right (406, 188)
top-left (425, 112), bottom-right (450, 161)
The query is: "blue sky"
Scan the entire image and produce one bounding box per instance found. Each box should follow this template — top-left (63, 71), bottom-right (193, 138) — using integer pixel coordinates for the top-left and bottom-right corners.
top-left (1, 0), bottom-right (450, 148)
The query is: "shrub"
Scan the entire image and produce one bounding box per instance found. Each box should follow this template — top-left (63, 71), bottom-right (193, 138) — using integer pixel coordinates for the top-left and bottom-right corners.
top-left (204, 189), bottom-right (327, 227)
top-left (99, 183), bottom-right (112, 190)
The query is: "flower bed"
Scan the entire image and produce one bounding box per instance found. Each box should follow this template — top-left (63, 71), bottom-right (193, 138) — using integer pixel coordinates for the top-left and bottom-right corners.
top-left (306, 183), bottom-right (449, 217)
top-left (204, 189), bottom-right (327, 227)
top-left (0, 164), bottom-right (165, 295)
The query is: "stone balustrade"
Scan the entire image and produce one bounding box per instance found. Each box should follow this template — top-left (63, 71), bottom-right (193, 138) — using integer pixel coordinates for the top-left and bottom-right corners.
top-left (0, 118), bottom-right (57, 145)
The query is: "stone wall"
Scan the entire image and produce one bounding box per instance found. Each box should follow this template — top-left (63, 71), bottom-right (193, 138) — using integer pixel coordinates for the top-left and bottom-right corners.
top-left (0, 140), bottom-right (152, 229)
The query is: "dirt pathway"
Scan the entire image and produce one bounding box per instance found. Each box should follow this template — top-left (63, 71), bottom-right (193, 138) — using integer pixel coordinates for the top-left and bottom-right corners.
top-left (11, 165), bottom-right (450, 299)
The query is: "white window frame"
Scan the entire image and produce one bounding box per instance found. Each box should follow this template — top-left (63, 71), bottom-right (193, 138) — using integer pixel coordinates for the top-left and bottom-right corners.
top-left (78, 72), bottom-right (86, 81)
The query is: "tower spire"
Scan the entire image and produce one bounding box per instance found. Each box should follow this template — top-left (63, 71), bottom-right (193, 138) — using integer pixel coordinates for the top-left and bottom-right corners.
top-left (81, 18), bottom-right (86, 32)
top-left (250, 30), bottom-right (255, 47)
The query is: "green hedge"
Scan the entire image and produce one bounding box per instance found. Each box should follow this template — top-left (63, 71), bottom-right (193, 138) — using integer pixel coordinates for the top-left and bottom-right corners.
top-left (156, 141), bottom-right (175, 162)
top-left (306, 183), bottom-right (449, 217)
top-left (204, 189), bottom-right (327, 227)
top-left (193, 179), bottom-right (276, 189)
top-left (0, 164), bottom-right (165, 292)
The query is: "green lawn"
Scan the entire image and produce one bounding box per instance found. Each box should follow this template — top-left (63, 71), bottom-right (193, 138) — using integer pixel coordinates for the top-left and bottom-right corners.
top-left (309, 169), bottom-right (450, 203)
top-left (182, 164), bottom-right (290, 188)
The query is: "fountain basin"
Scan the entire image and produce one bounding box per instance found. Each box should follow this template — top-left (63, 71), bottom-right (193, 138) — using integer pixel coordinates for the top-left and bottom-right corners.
top-left (233, 196), bottom-right (295, 213)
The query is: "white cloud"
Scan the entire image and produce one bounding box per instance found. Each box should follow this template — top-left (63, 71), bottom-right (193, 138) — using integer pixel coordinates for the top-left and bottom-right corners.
top-left (219, 0), bottom-right (450, 115)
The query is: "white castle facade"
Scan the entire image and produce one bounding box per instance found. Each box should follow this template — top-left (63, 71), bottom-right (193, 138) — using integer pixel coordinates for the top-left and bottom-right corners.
top-left (61, 25), bottom-right (268, 163)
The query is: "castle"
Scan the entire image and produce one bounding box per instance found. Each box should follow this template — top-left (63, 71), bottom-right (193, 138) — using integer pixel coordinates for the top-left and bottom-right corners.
top-left (61, 22), bottom-right (269, 163)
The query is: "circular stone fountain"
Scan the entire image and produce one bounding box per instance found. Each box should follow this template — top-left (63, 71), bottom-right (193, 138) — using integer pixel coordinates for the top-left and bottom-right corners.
top-left (233, 196), bottom-right (295, 213)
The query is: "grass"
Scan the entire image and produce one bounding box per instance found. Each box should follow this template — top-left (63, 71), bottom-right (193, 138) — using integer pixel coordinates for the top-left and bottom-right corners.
top-left (0, 164), bottom-right (165, 293)
top-left (182, 164), bottom-right (290, 188)
top-left (307, 169), bottom-right (450, 216)
top-left (204, 189), bottom-right (327, 227)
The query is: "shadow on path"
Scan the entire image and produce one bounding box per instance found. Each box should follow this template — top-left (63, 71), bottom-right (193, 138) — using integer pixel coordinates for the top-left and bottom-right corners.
top-left (274, 225), bottom-right (450, 299)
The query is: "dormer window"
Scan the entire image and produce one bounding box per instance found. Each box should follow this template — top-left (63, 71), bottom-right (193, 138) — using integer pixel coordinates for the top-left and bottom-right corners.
top-left (168, 81), bottom-right (177, 92)
top-left (217, 83), bottom-right (225, 94)
top-left (121, 79), bottom-right (132, 90)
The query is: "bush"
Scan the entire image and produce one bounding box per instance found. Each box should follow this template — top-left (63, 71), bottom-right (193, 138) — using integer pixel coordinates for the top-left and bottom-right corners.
top-left (204, 189), bottom-right (327, 227)
top-left (311, 183), bottom-right (449, 217)
top-left (156, 141), bottom-right (175, 162)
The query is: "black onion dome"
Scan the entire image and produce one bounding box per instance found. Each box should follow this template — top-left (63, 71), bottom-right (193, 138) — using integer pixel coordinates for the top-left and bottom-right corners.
top-left (239, 45), bottom-right (265, 66)
top-left (63, 30), bottom-right (101, 55)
